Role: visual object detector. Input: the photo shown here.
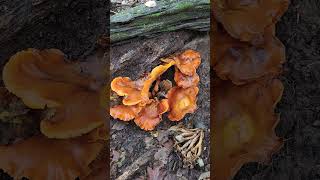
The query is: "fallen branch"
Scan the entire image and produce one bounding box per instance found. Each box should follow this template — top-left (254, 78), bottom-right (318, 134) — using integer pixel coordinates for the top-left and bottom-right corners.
top-left (116, 149), bottom-right (157, 180)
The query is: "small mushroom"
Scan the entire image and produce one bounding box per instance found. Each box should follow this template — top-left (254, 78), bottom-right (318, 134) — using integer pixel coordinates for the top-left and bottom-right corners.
top-left (111, 61), bottom-right (175, 106)
top-left (111, 77), bottom-right (144, 106)
top-left (174, 50), bottom-right (201, 76)
top-left (110, 104), bottom-right (142, 121)
top-left (134, 99), bottom-right (169, 131)
top-left (174, 68), bottom-right (200, 88)
top-left (141, 61), bottom-right (175, 102)
top-left (167, 87), bottom-right (199, 121)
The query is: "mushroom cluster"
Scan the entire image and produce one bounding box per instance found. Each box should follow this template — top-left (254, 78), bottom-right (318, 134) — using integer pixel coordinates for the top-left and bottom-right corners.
top-left (110, 49), bottom-right (201, 131)
top-left (0, 49), bottom-right (107, 180)
top-left (212, 0), bottom-right (289, 179)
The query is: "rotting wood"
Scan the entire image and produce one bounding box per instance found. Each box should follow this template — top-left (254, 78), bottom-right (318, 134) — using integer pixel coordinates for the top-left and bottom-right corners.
top-left (111, 0), bottom-right (210, 42)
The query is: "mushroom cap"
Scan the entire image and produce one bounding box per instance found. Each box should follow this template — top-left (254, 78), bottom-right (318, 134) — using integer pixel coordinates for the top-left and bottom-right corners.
top-left (110, 104), bottom-right (142, 121)
top-left (0, 127), bottom-right (106, 180)
top-left (141, 61), bottom-right (175, 100)
top-left (212, 79), bottom-right (283, 180)
top-left (175, 50), bottom-right (201, 76)
top-left (40, 91), bottom-right (106, 139)
top-left (167, 87), bottom-right (199, 121)
top-left (111, 61), bottom-right (175, 106)
top-left (111, 77), bottom-right (144, 106)
top-left (213, 0), bottom-right (289, 42)
top-left (174, 68), bottom-right (200, 88)
top-left (134, 99), bottom-right (169, 131)
top-left (212, 26), bottom-right (285, 85)
top-left (2, 49), bottom-right (95, 109)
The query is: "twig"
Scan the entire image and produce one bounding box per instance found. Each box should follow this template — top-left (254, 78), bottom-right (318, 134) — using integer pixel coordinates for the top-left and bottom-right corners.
top-left (116, 149), bottom-right (157, 180)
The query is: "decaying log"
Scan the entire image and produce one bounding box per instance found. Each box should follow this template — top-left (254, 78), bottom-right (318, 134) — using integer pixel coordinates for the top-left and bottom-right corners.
top-left (111, 0), bottom-right (210, 42)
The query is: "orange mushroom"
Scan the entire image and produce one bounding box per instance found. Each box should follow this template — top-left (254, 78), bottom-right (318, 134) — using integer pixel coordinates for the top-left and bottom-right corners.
top-left (173, 49), bottom-right (201, 76)
top-left (213, 0), bottom-right (289, 43)
top-left (111, 61), bottom-right (175, 106)
top-left (110, 104), bottom-right (142, 121)
top-left (134, 99), bottom-right (169, 131)
top-left (2, 49), bottom-right (106, 138)
top-left (111, 77), bottom-right (144, 106)
top-left (174, 68), bottom-right (200, 88)
top-left (40, 91), bottom-right (106, 139)
top-left (167, 87), bottom-right (199, 121)
top-left (2, 49), bottom-right (96, 109)
top-left (0, 126), bottom-right (106, 180)
top-left (141, 61), bottom-right (175, 100)
top-left (213, 25), bottom-right (285, 85)
top-left (110, 50), bottom-right (201, 131)
top-left (212, 79), bottom-right (283, 180)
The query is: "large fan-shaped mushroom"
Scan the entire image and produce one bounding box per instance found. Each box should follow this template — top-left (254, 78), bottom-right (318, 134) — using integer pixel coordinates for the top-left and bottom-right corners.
top-left (212, 79), bottom-right (283, 180)
top-left (2, 49), bottom-right (106, 138)
top-left (213, 0), bottom-right (289, 43)
top-left (212, 25), bottom-right (285, 85)
top-left (2, 49), bottom-right (96, 109)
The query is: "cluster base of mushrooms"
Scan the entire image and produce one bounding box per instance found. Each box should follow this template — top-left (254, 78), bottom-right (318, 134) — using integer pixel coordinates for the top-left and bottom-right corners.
top-left (212, 0), bottom-right (289, 179)
top-left (0, 49), bottom-right (107, 180)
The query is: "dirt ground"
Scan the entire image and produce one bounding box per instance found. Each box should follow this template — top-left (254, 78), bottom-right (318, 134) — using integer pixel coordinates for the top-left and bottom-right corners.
top-left (234, 0), bottom-right (320, 179)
